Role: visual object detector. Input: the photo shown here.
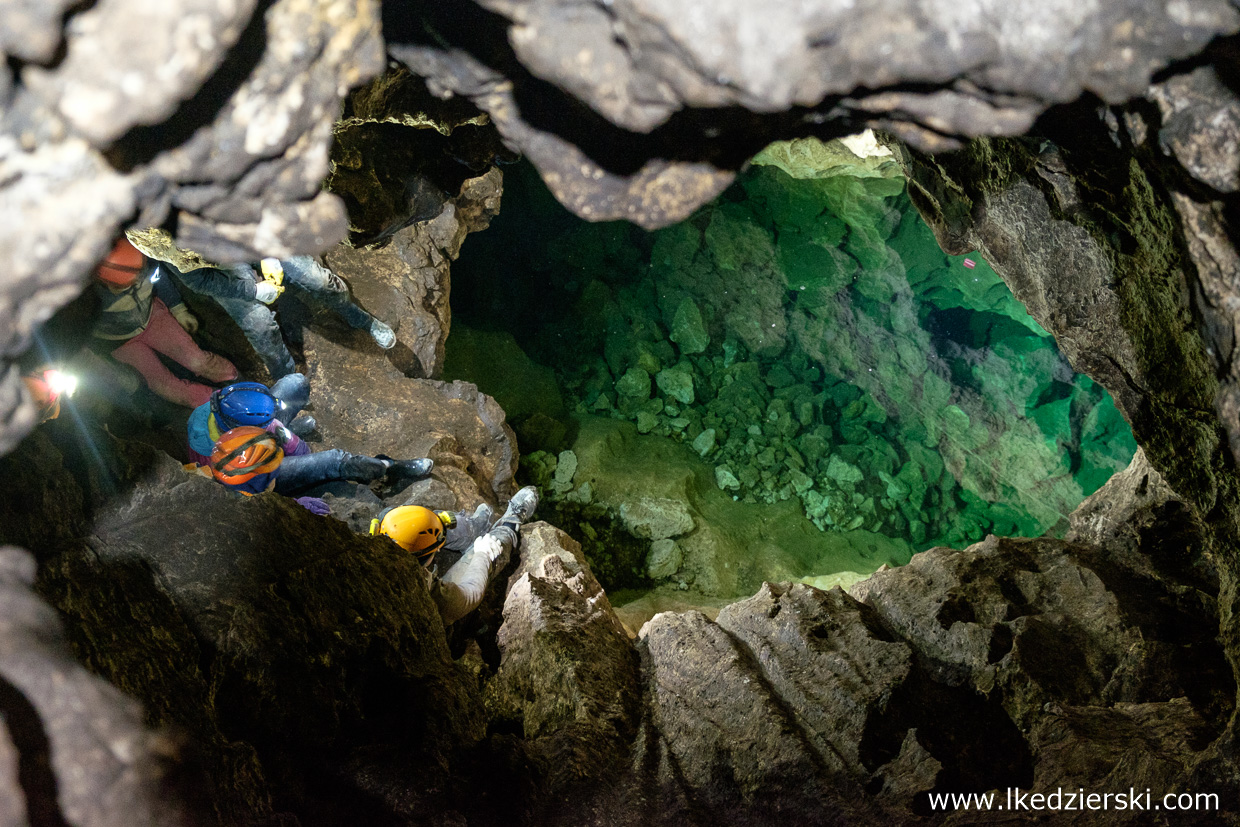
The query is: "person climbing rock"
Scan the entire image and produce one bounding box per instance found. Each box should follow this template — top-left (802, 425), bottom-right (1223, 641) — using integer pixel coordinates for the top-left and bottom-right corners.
top-left (371, 486), bottom-right (540, 624)
top-left (186, 377), bottom-right (315, 465)
top-left (176, 255), bottom-right (396, 379)
top-left (199, 424), bottom-right (434, 499)
top-left (91, 237), bottom-right (238, 408)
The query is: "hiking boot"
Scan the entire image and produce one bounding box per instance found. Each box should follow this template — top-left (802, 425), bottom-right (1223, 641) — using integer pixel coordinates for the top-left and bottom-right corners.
top-left (288, 414), bottom-right (317, 437)
top-left (465, 502), bottom-right (495, 535)
top-left (497, 485), bottom-right (539, 530)
top-left (369, 319), bottom-right (396, 350)
top-left (383, 457), bottom-right (434, 480)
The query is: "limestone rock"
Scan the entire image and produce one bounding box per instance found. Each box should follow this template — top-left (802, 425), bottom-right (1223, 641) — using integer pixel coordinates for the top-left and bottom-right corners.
top-left (0, 433), bottom-right (489, 823)
top-left (634, 585), bottom-right (908, 821)
top-left (305, 321), bottom-right (519, 505)
top-left (655, 366), bottom-right (694, 405)
top-left (0, 545), bottom-right (196, 827)
top-left (615, 366), bottom-right (651, 399)
top-left (489, 524), bottom-right (640, 804)
top-left (669, 297), bottom-right (709, 354)
top-left (646, 538), bottom-right (682, 579)
top-left (326, 168), bottom-right (502, 379)
top-left (618, 497), bottom-right (695, 540)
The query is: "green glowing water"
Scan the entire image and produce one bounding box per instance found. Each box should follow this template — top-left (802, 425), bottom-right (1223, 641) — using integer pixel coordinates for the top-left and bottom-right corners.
top-left (447, 146), bottom-right (1137, 598)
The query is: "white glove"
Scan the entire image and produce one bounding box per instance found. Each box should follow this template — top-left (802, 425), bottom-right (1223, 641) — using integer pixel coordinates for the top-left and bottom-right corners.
top-left (474, 534), bottom-right (504, 564)
top-left (254, 282), bottom-right (279, 304)
top-left (170, 304), bottom-right (199, 334)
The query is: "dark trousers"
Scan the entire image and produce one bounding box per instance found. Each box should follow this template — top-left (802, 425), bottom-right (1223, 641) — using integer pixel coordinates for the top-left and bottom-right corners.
top-left (275, 449), bottom-right (387, 495)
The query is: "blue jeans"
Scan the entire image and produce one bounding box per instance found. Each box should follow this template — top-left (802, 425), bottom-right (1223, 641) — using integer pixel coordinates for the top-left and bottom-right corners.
top-left (275, 449), bottom-right (387, 495)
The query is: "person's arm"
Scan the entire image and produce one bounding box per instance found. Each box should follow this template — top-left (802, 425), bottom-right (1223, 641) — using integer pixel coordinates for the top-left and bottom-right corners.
top-left (150, 261), bottom-right (189, 308)
top-left (432, 534), bottom-right (506, 625)
top-left (150, 262), bottom-right (203, 333)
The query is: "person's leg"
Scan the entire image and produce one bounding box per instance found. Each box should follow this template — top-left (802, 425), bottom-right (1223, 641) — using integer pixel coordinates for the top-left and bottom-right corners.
top-left (142, 300), bottom-right (238, 383)
top-left (442, 503), bottom-right (496, 552)
top-left (275, 449), bottom-right (388, 494)
top-left (282, 257), bottom-right (395, 348)
top-left (270, 373), bottom-right (309, 423)
top-left (111, 335), bottom-right (216, 408)
top-left (494, 485), bottom-right (540, 534)
top-left (282, 257), bottom-right (373, 329)
top-left (217, 296), bottom-right (296, 379)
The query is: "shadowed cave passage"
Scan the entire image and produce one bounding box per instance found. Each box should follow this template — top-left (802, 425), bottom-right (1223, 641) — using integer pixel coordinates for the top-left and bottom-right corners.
top-left (446, 141), bottom-right (1138, 598)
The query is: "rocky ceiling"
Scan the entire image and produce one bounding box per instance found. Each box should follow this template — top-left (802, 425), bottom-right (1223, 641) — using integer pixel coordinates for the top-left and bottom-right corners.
top-left (6, 0), bottom-right (1240, 824)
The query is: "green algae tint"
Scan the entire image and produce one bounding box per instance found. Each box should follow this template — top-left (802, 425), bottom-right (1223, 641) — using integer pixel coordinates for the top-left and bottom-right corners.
top-left (447, 142), bottom-right (1137, 594)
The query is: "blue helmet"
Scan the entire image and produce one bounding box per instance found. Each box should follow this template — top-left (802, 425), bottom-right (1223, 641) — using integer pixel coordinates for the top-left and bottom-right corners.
top-left (211, 382), bottom-right (277, 430)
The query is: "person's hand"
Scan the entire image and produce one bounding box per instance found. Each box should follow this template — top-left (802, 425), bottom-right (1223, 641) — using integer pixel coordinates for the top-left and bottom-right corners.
top-left (475, 534), bottom-right (503, 563)
top-left (255, 282), bottom-right (280, 304)
top-left (295, 496), bottom-right (330, 516)
top-left (170, 304), bottom-right (199, 333)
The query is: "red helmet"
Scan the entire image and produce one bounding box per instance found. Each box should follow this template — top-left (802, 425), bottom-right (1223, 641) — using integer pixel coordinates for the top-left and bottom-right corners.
top-left (96, 237), bottom-right (145, 287)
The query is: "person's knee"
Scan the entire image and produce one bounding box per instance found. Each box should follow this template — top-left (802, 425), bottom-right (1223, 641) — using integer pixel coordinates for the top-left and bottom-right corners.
top-left (271, 373), bottom-right (309, 412)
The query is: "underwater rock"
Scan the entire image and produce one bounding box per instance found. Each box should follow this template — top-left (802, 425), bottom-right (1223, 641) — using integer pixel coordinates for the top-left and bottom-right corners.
top-left (553, 450), bottom-right (579, 495)
top-left (714, 466), bottom-right (741, 491)
top-left (691, 428), bottom-right (716, 457)
top-left (646, 538), bottom-right (683, 579)
top-left (826, 455), bottom-right (864, 486)
top-left (670, 297), bottom-right (709, 354)
top-left (655, 366), bottom-right (694, 405)
top-left (615, 366), bottom-right (652, 399)
top-left (618, 497), bottom-right (695, 541)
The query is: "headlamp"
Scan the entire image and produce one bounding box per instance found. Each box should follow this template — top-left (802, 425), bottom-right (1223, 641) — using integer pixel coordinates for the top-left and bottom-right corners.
top-left (44, 369), bottom-right (78, 398)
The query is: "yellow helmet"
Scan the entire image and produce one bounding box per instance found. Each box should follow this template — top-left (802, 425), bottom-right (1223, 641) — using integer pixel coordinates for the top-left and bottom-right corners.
top-left (370, 506), bottom-right (453, 566)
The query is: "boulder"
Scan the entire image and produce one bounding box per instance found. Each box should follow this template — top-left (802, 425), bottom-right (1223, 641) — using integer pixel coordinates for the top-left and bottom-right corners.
top-left (488, 524), bottom-right (641, 813)
top-left (618, 497), bottom-right (695, 540)
top-left (655, 367), bottom-right (694, 405)
top-left (669, 297), bottom-right (709, 354)
top-left (646, 538), bottom-right (682, 579)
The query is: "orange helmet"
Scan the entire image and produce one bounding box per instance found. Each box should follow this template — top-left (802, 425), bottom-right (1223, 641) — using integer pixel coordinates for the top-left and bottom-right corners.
top-left (370, 505), bottom-right (452, 565)
top-left (209, 426), bottom-right (283, 495)
top-left (96, 237), bottom-right (145, 287)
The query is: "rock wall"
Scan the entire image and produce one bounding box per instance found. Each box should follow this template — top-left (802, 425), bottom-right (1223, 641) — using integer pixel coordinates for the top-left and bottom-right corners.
top-left (893, 92), bottom-right (1240, 772)
top-left (6, 1), bottom-right (1240, 825)
top-left (487, 457), bottom-right (1234, 824)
